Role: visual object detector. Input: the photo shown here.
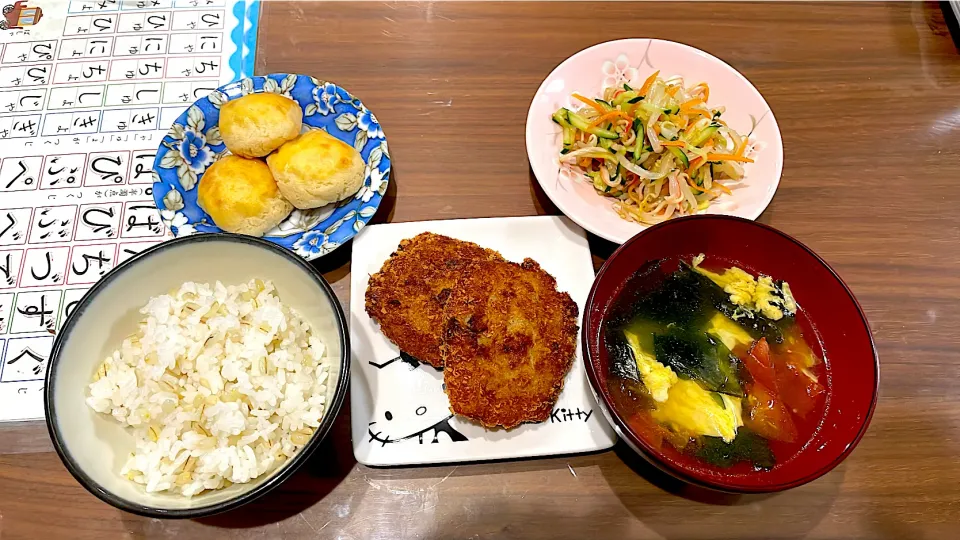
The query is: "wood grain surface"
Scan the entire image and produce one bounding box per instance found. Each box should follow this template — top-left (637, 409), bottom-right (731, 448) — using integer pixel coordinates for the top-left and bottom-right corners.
top-left (2, 2), bottom-right (960, 538)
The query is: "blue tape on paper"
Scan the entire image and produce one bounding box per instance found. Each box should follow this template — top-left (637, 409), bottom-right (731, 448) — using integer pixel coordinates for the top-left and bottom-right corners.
top-left (244, 1), bottom-right (261, 77)
top-left (228, 0), bottom-right (246, 81)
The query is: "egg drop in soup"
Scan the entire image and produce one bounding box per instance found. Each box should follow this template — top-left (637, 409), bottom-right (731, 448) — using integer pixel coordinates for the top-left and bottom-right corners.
top-left (603, 254), bottom-right (828, 473)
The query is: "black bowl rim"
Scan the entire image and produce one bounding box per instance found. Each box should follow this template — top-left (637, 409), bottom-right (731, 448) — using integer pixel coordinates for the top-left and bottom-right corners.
top-left (582, 214), bottom-right (880, 493)
top-left (44, 232), bottom-right (351, 518)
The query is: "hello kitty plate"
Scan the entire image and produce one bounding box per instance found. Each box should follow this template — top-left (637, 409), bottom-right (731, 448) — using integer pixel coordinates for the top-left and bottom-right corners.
top-left (350, 216), bottom-right (617, 466)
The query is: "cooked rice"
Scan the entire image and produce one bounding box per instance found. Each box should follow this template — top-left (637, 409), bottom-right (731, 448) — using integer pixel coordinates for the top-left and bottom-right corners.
top-left (86, 279), bottom-right (330, 497)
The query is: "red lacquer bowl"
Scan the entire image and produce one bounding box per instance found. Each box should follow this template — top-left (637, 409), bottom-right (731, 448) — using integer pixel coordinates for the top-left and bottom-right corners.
top-left (583, 215), bottom-right (879, 492)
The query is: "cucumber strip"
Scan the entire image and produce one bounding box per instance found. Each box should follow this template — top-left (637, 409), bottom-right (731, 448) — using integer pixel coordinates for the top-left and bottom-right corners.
top-left (613, 91), bottom-right (640, 107)
top-left (567, 111), bottom-right (619, 139)
top-left (595, 99), bottom-right (615, 111)
top-left (552, 109), bottom-right (571, 127)
top-left (555, 109), bottom-right (576, 145)
top-left (690, 125), bottom-right (720, 147)
top-left (668, 146), bottom-right (690, 168)
top-left (565, 110), bottom-right (593, 130)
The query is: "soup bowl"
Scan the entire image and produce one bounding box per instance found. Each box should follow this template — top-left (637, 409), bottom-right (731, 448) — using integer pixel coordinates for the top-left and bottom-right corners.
top-left (583, 215), bottom-right (879, 492)
top-left (44, 233), bottom-right (349, 517)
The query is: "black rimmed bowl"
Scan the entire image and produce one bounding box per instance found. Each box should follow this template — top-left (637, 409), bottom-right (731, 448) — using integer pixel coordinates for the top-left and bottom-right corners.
top-left (44, 233), bottom-right (349, 518)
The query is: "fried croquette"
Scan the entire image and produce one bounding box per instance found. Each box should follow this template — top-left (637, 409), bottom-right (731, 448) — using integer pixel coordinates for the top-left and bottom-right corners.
top-left (364, 233), bottom-right (503, 368)
top-left (441, 258), bottom-right (579, 428)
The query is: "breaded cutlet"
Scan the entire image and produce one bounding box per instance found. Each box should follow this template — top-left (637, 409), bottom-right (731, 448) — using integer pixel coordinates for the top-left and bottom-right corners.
top-left (441, 258), bottom-right (579, 428)
top-left (364, 232), bottom-right (503, 367)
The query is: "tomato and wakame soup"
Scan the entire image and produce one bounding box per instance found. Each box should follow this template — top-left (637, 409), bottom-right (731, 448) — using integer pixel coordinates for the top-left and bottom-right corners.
top-left (603, 255), bottom-right (828, 472)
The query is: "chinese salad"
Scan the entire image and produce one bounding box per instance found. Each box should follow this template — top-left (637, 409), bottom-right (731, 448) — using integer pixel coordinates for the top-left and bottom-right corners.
top-left (552, 71), bottom-right (755, 225)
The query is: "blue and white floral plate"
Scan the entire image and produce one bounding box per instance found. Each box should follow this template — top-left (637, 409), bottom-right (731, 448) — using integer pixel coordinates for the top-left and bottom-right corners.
top-left (152, 73), bottom-right (391, 260)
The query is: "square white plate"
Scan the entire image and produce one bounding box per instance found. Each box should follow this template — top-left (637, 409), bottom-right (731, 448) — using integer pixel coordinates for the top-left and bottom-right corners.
top-left (350, 216), bottom-right (617, 466)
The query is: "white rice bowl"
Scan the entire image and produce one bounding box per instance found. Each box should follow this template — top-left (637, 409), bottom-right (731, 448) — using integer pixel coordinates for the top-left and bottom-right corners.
top-left (86, 279), bottom-right (330, 497)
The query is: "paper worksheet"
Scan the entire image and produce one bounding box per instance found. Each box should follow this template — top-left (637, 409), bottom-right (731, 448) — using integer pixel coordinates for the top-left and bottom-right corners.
top-left (0, 0), bottom-right (260, 422)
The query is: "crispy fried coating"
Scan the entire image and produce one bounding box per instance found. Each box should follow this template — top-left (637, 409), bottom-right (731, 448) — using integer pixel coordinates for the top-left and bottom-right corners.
top-left (364, 232), bottom-right (502, 367)
top-left (441, 258), bottom-right (579, 428)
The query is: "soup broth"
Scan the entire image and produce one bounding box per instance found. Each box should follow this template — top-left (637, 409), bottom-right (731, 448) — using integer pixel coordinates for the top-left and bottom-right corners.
top-left (604, 255), bottom-right (829, 473)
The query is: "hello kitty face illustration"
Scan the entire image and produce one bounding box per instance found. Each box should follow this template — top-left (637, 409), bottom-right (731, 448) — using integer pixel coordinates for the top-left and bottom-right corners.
top-left (367, 353), bottom-right (468, 446)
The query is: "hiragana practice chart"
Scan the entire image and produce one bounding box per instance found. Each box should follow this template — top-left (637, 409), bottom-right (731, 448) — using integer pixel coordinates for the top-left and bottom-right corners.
top-left (0, 0), bottom-right (260, 422)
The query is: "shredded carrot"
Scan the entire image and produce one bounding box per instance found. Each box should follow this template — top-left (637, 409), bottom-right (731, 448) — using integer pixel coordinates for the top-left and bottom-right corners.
top-left (589, 110), bottom-right (632, 127)
top-left (653, 124), bottom-right (661, 135)
top-left (687, 177), bottom-right (713, 194)
top-left (735, 137), bottom-right (749, 157)
top-left (687, 156), bottom-right (706, 175)
top-left (680, 98), bottom-right (704, 112)
top-left (578, 158), bottom-right (592, 167)
top-left (706, 153), bottom-right (755, 163)
top-left (666, 85), bottom-right (680, 97)
top-left (701, 83), bottom-right (710, 102)
top-left (661, 140), bottom-right (687, 148)
top-left (638, 70), bottom-right (660, 96)
top-left (713, 181), bottom-right (733, 195)
top-left (572, 93), bottom-right (606, 114)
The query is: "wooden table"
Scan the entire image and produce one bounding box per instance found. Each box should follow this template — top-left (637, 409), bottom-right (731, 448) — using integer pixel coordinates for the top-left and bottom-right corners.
top-left (2, 2), bottom-right (959, 538)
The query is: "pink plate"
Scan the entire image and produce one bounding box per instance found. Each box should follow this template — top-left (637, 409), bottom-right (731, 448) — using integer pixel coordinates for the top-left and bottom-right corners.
top-left (525, 39), bottom-right (784, 244)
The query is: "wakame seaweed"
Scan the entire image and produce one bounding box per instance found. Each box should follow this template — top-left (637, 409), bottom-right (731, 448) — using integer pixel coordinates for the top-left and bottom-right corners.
top-left (715, 303), bottom-right (784, 344)
top-left (607, 328), bottom-right (641, 383)
top-left (692, 429), bottom-right (776, 470)
top-left (607, 263), bottom-right (746, 397)
top-left (632, 268), bottom-right (713, 326)
top-left (652, 330), bottom-right (743, 396)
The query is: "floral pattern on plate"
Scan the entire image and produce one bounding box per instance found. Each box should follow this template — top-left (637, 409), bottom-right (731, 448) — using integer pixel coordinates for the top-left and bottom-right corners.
top-left (153, 73), bottom-right (391, 260)
top-left (525, 39), bottom-right (783, 245)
